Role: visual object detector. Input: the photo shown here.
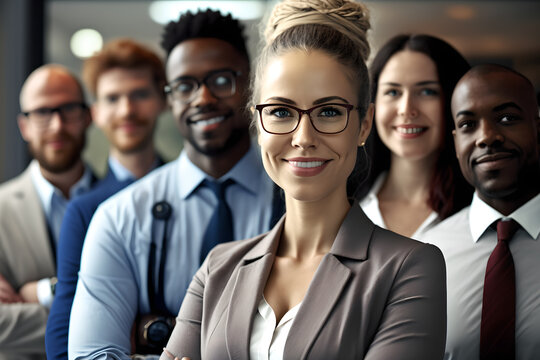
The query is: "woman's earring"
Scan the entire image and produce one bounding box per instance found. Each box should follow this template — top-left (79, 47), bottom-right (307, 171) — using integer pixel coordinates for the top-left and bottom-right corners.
top-left (360, 142), bottom-right (366, 147)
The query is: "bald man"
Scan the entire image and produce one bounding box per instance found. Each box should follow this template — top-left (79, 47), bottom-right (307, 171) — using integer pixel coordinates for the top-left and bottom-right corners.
top-left (0, 64), bottom-right (95, 358)
top-left (422, 64), bottom-right (540, 360)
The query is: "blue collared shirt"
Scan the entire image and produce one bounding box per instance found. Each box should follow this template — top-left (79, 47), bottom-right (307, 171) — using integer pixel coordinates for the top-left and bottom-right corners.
top-left (107, 156), bottom-right (136, 182)
top-left (30, 159), bottom-right (94, 244)
top-left (69, 146), bottom-right (278, 360)
top-left (29, 160), bottom-right (94, 307)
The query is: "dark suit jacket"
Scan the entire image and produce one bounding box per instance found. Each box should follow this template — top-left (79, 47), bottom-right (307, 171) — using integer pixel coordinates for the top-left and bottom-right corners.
top-left (162, 205), bottom-right (447, 360)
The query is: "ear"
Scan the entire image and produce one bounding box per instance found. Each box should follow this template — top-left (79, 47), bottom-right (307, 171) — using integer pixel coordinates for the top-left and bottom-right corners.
top-left (256, 119), bottom-right (263, 146)
top-left (249, 106), bottom-right (262, 146)
top-left (17, 114), bottom-right (30, 142)
top-left (90, 103), bottom-right (104, 129)
top-left (159, 95), bottom-right (167, 113)
top-left (358, 103), bottom-right (374, 147)
top-left (452, 129), bottom-right (459, 159)
top-left (82, 106), bottom-right (92, 130)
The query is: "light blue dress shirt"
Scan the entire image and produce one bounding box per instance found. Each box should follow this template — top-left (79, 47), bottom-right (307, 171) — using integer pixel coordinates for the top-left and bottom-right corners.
top-left (69, 146), bottom-right (277, 360)
top-left (107, 156), bottom-right (136, 182)
top-left (30, 160), bottom-right (94, 244)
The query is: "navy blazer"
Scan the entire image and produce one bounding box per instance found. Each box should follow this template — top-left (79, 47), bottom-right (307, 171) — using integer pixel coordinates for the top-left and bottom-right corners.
top-left (45, 169), bottom-right (136, 360)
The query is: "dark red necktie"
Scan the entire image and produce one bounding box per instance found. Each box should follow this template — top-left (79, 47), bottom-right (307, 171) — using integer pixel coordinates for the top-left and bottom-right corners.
top-left (480, 219), bottom-right (520, 360)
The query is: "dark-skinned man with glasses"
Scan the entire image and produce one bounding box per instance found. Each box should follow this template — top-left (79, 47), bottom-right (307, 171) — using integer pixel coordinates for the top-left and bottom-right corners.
top-left (0, 64), bottom-right (96, 359)
top-left (69, 10), bottom-right (283, 359)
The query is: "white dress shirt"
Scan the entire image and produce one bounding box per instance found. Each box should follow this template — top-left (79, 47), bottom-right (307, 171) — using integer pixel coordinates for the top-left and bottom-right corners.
top-left (359, 173), bottom-right (439, 240)
top-left (250, 297), bottom-right (302, 360)
top-left (421, 192), bottom-right (540, 360)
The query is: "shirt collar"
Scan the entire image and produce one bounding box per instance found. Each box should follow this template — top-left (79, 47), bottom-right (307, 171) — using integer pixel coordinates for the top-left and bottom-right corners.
top-left (107, 156), bottom-right (136, 181)
top-left (510, 193), bottom-right (540, 239)
top-left (469, 191), bottom-right (540, 242)
top-left (178, 144), bottom-right (263, 199)
top-left (30, 159), bottom-right (94, 214)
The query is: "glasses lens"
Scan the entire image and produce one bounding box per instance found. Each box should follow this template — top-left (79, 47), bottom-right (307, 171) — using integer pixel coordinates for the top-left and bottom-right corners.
top-left (28, 108), bottom-right (54, 128)
top-left (207, 72), bottom-right (235, 98)
top-left (25, 103), bottom-right (84, 128)
top-left (59, 103), bottom-right (84, 122)
top-left (172, 79), bottom-right (198, 102)
top-left (311, 104), bottom-right (349, 133)
top-left (260, 105), bottom-right (299, 134)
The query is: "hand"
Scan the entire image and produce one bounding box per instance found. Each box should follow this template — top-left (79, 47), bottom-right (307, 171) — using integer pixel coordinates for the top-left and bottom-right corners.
top-left (163, 348), bottom-right (190, 360)
top-left (0, 274), bottom-right (22, 303)
top-left (18, 281), bottom-right (39, 303)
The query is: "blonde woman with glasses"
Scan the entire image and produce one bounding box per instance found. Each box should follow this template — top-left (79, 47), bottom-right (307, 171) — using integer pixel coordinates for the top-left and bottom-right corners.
top-left (162, 1), bottom-right (446, 359)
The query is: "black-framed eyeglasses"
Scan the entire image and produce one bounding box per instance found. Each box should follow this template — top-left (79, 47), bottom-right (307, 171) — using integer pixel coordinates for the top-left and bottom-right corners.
top-left (255, 103), bottom-right (356, 135)
top-left (21, 102), bottom-right (87, 129)
top-left (164, 69), bottom-right (242, 104)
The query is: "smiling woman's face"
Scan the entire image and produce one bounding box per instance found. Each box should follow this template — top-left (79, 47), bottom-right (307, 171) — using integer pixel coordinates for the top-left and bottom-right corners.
top-left (375, 50), bottom-right (445, 162)
top-left (256, 49), bottom-right (372, 203)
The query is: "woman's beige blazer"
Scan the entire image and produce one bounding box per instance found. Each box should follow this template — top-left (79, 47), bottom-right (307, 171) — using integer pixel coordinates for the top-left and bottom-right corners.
top-left (162, 205), bottom-right (446, 360)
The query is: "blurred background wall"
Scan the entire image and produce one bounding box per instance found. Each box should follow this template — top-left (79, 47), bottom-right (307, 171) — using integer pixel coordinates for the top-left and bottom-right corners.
top-left (1, 0), bottom-right (539, 181)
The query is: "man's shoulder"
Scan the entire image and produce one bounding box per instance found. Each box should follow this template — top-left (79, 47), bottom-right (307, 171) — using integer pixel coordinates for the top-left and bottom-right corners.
top-left (0, 167), bottom-right (36, 216)
top-left (96, 161), bottom-right (179, 216)
top-left (0, 167), bottom-right (32, 198)
top-left (68, 176), bottom-right (131, 214)
top-left (420, 206), bottom-right (471, 245)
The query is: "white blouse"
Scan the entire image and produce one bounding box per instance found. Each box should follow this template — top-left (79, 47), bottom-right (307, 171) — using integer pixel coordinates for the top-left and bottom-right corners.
top-left (359, 173), bottom-right (439, 240)
top-left (250, 297), bottom-right (302, 360)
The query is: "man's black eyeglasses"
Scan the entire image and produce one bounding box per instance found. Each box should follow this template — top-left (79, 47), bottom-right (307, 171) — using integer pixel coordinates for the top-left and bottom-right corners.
top-left (164, 69), bottom-right (241, 104)
top-left (21, 102), bottom-right (87, 129)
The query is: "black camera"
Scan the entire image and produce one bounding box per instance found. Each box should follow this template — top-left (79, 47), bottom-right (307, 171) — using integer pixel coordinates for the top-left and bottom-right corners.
top-left (135, 315), bottom-right (175, 354)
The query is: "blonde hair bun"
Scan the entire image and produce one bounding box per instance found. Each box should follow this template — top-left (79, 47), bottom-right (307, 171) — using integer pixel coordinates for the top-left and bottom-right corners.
top-left (265, 0), bottom-right (370, 61)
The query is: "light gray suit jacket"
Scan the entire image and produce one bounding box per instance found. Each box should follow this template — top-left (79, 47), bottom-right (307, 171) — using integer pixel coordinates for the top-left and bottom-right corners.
top-left (0, 164), bottom-right (54, 358)
top-left (163, 205), bottom-right (447, 360)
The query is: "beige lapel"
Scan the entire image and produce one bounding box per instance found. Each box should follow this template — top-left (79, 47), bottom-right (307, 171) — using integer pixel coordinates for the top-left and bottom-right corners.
top-left (223, 206), bottom-right (374, 359)
top-left (284, 254), bottom-right (352, 359)
top-left (224, 216), bottom-right (284, 359)
top-left (14, 167), bottom-right (55, 272)
top-left (284, 205), bottom-right (373, 359)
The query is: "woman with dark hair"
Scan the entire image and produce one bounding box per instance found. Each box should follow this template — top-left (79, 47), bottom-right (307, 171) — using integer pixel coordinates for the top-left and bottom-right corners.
top-left (359, 34), bottom-right (474, 239)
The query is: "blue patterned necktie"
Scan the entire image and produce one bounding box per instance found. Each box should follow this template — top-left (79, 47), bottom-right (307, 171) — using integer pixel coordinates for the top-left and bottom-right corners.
top-left (200, 179), bottom-right (235, 264)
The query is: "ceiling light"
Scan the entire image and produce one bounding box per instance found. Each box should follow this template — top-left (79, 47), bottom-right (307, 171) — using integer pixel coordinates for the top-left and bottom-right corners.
top-left (149, 1), bottom-right (266, 23)
top-left (70, 28), bottom-right (103, 59)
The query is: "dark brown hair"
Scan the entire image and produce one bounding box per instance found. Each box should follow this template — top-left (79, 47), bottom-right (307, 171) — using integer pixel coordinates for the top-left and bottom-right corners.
top-left (362, 34), bottom-right (474, 219)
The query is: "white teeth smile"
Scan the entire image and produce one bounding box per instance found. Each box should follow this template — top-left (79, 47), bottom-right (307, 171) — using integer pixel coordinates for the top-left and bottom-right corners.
top-left (289, 161), bottom-right (325, 168)
top-left (193, 116), bottom-right (225, 127)
top-left (396, 127), bottom-right (425, 134)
